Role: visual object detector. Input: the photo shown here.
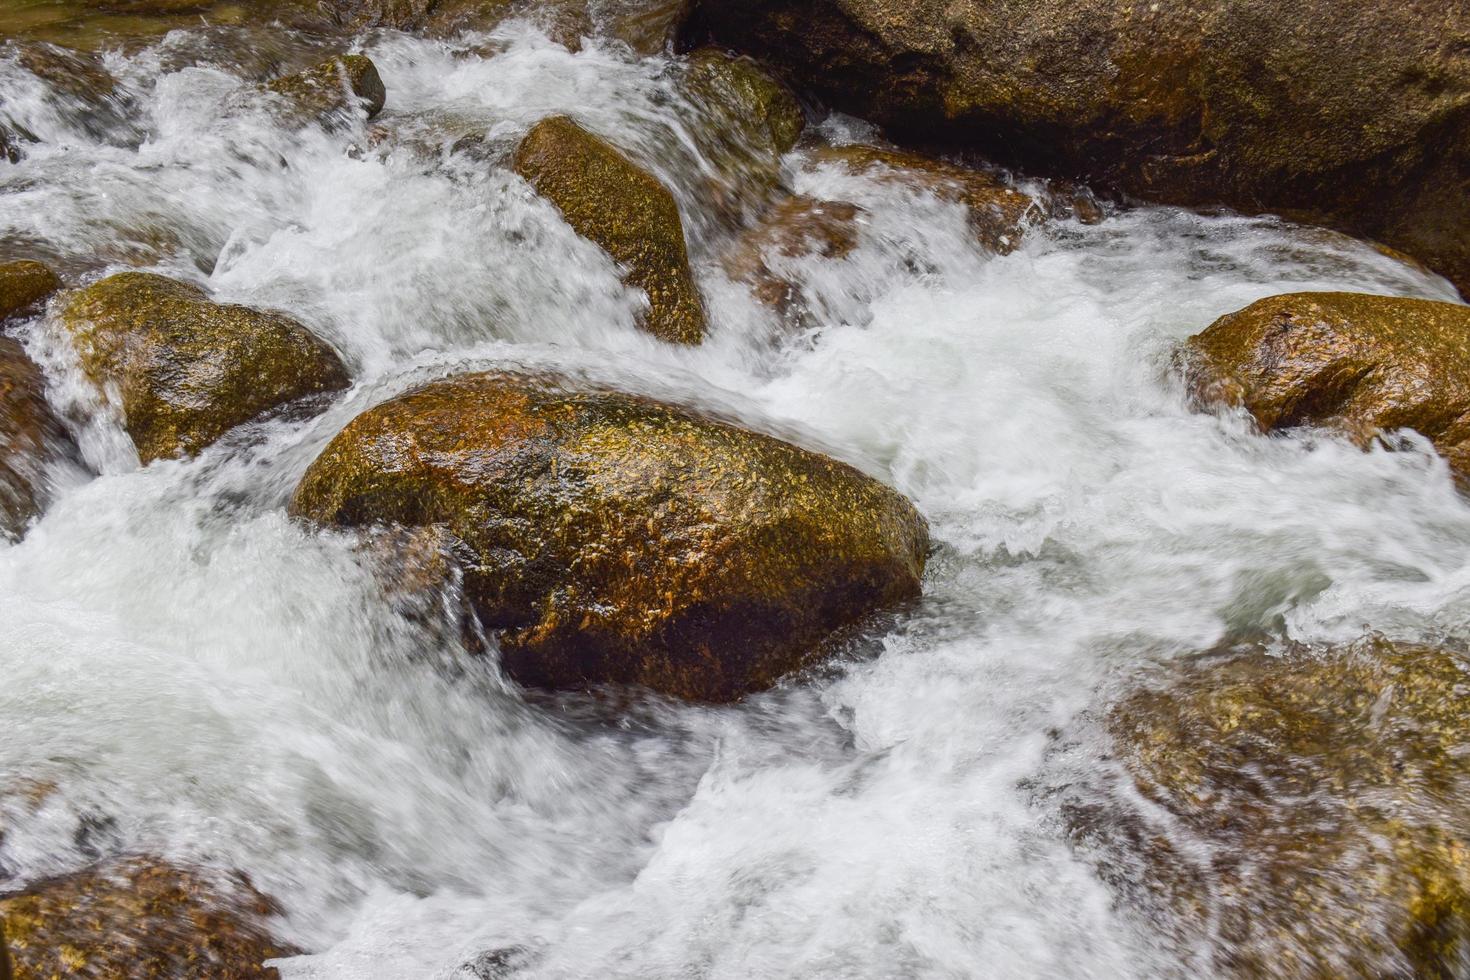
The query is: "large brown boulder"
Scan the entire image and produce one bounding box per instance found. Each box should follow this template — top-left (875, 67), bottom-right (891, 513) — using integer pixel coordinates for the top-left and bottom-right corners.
top-left (0, 339), bottom-right (75, 540)
top-left (1183, 292), bottom-right (1470, 476)
top-left (0, 262), bottom-right (61, 322)
top-left (291, 371), bottom-right (929, 701)
top-left (1, 856), bottom-right (297, 979)
top-left (1073, 638), bottom-right (1470, 977)
top-left (513, 116), bottom-right (706, 344)
top-left (59, 272), bottom-right (350, 464)
top-left (687, 0), bottom-right (1470, 296)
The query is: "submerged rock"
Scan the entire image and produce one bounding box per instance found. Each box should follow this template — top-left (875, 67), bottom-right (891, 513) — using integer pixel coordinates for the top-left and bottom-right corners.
top-left (263, 54), bottom-right (386, 124)
top-left (291, 371), bottom-right (929, 702)
top-left (1077, 638), bottom-right (1470, 977)
top-left (59, 272), bottom-right (350, 464)
top-left (1183, 292), bottom-right (1470, 476)
top-left (688, 0), bottom-right (1470, 296)
top-left (0, 338), bottom-right (75, 539)
top-left (0, 856), bottom-right (297, 979)
top-left (0, 261), bottom-right (61, 322)
top-left (512, 115), bottom-right (705, 344)
top-left (722, 195), bottom-right (863, 320)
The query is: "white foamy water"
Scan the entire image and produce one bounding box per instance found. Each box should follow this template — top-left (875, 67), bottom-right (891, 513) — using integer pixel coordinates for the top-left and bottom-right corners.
top-left (1, 17), bottom-right (1467, 980)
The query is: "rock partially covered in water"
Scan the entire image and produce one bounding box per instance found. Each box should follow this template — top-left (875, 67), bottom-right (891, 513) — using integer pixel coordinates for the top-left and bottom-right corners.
top-left (59, 272), bottom-right (350, 463)
top-left (722, 195), bottom-right (862, 319)
top-left (0, 261), bottom-right (61, 322)
top-left (0, 338), bottom-right (75, 539)
top-left (264, 54), bottom-right (385, 124)
top-left (291, 371), bottom-right (929, 701)
top-left (688, 0), bottom-right (1470, 296)
top-left (513, 115), bottom-right (705, 344)
top-left (321, 0), bottom-right (688, 54)
top-left (1183, 292), bottom-right (1470, 475)
top-left (0, 856), bottom-right (297, 978)
top-left (1081, 638), bottom-right (1470, 976)
top-left (685, 47), bottom-right (804, 158)
top-left (812, 145), bottom-right (1041, 254)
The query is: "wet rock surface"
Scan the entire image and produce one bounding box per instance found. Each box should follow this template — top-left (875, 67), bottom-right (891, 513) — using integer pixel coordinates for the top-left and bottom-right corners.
top-left (513, 115), bottom-right (706, 344)
top-left (1070, 637), bottom-right (1470, 977)
top-left (0, 339), bottom-right (75, 540)
top-left (291, 370), bottom-right (929, 702)
top-left (0, 856), bottom-right (298, 979)
top-left (263, 54), bottom-right (386, 124)
top-left (59, 272), bottom-right (350, 464)
top-left (687, 0), bottom-right (1470, 296)
top-left (722, 195), bottom-right (863, 321)
top-left (1184, 292), bottom-right (1470, 476)
top-left (0, 262), bottom-right (60, 323)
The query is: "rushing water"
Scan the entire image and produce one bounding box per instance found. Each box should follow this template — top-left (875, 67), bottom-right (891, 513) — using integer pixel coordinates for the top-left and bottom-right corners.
top-left (1, 14), bottom-right (1467, 979)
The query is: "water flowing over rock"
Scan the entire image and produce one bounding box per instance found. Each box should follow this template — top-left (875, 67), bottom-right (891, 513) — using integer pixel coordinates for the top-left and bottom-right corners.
top-left (263, 54), bottom-right (386, 124)
top-left (1184, 292), bottom-right (1470, 476)
top-left (721, 195), bottom-right (863, 321)
top-left (0, 857), bottom-right (298, 979)
top-left (59, 272), bottom-right (350, 464)
top-left (0, 339), bottom-right (75, 540)
top-left (686, 0), bottom-right (1470, 296)
top-left (291, 371), bottom-right (929, 702)
top-left (1070, 638), bottom-right (1470, 977)
top-left (512, 115), bottom-right (706, 344)
top-left (320, 0), bottom-right (689, 53)
top-left (0, 262), bottom-right (60, 322)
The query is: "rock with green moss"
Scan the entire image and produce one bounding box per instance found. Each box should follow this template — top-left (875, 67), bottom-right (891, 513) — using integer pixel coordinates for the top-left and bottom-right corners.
top-left (291, 370), bottom-right (929, 701)
top-left (1183, 292), bottom-right (1470, 476)
top-left (690, 0), bottom-right (1470, 296)
top-left (263, 54), bottom-right (385, 124)
top-left (0, 262), bottom-right (61, 322)
top-left (686, 47), bottom-right (804, 157)
top-left (1075, 637), bottom-right (1470, 976)
top-left (0, 338), bottom-right (75, 540)
top-left (1, 856), bottom-right (297, 979)
top-left (59, 272), bottom-right (350, 464)
top-left (513, 115), bottom-right (705, 344)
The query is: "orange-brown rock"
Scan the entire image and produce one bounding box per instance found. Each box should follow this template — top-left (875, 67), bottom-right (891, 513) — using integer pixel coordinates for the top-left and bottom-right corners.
top-left (0, 262), bottom-right (61, 322)
top-left (513, 116), bottom-right (705, 344)
top-left (263, 54), bottom-right (385, 123)
top-left (59, 272), bottom-right (350, 463)
top-left (0, 339), bottom-right (75, 540)
top-left (1, 857), bottom-right (297, 979)
top-left (291, 371), bottom-right (929, 701)
top-left (1075, 638), bottom-right (1470, 977)
top-left (722, 195), bottom-right (863, 318)
top-left (1183, 292), bottom-right (1470, 475)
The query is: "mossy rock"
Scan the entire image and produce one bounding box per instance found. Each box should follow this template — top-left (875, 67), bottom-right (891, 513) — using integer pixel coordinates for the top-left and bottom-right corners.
top-left (812, 144), bottom-right (1043, 253)
top-left (513, 115), bottom-right (705, 344)
top-left (685, 47), bottom-right (804, 157)
top-left (291, 370), bottom-right (929, 701)
top-left (1, 856), bottom-right (298, 979)
top-left (263, 54), bottom-right (385, 124)
top-left (59, 272), bottom-right (350, 464)
top-left (689, 0), bottom-right (1470, 295)
top-left (0, 338), bottom-right (76, 540)
top-left (1183, 292), bottom-right (1470, 476)
top-left (721, 194), bottom-right (862, 322)
top-left (1082, 638), bottom-right (1470, 976)
top-left (0, 261), bottom-right (61, 322)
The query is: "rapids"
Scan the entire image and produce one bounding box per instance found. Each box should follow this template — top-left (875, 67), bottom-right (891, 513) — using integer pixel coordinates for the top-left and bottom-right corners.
top-left (1, 15), bottom-right (1466, 979)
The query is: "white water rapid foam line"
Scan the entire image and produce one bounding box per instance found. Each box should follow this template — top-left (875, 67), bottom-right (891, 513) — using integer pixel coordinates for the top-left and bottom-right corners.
top-left (1, 18), bottom-right (1466, 980)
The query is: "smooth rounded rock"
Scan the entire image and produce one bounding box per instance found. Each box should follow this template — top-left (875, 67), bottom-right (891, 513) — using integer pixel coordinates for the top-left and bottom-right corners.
top-left (291, 371), bottom-right (929, 702)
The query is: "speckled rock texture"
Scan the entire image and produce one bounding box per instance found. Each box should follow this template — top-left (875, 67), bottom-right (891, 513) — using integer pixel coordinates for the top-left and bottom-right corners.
top-left (0, 857), bottom-right (297, 979)
top-left (291, 371), bottom-right (929, 701)
top-left (0, 338), bottom-right (74, 540)
top-left (320, 0), bottom-right (688, 53)
top-left (59, 272), bottom-right (350, 464)
top-left (687, 0), bottom-right (1470, 296)
top-left (0, 262), bottom-right (61, 322)
top-left (513, 115), bottom-right (706, 344)
top-left (1184, 292), bottom-right (1470, 476)
top-left (264, 54), bottom-right (385, 123)
top-left (1074, 638), bottom-right (1470, 977)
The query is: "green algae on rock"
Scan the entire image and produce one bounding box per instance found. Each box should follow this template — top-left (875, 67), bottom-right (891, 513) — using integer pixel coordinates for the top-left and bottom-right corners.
top-left (0, 338), bottom-right (76, 540)
top-left (687, 0), bottom-right (1470, 296)
top-left (59, 272), bottom-right (350, 464)
top-left (1079, 638), bottom-right (1470, 977)
top-left (1183, 292), bottom-right (1470, 476)
top-left (0, 261), bottom-right (61, 322)
top-left (1, 856), bottom-right (297, 979)
top-left (291, 371), bottom-right (929, 702)
top-left (264, 54), bottom-right (385, 124)
top-left (513, 115), bottom-right (706, 344)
